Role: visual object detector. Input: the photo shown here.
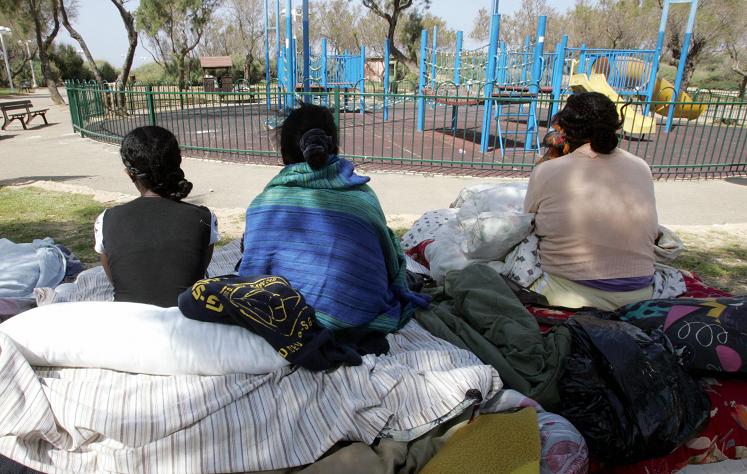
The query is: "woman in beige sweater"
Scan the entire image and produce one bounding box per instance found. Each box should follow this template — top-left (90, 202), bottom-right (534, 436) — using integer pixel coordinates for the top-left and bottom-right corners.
top-left (524, 92), bottom-right (658, 311)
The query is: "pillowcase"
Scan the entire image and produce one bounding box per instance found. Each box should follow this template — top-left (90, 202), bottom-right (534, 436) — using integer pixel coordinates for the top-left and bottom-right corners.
top-left (0, 301), bottom-right (289, 376)
top-left (617, 297), bottom-right (747, 374)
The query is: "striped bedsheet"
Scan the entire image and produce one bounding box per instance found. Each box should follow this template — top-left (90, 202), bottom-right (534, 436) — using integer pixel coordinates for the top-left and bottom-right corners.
top-left (0, 320), bottom-right (500, 473)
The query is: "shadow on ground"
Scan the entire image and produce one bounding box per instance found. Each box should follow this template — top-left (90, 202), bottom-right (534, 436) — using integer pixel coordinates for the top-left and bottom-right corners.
top-left (0, 175), bottom-right (92, 187)
top-left (725, 177), bottom-right (747, 186)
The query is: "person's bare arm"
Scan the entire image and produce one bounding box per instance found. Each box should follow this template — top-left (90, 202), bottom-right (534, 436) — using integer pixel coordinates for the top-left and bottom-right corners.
top-left (100, 252), bottom-right (113, 283)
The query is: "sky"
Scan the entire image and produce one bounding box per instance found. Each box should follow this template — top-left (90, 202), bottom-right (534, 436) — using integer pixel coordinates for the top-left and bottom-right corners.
top-left (55, 0), bottom-right (577, 67)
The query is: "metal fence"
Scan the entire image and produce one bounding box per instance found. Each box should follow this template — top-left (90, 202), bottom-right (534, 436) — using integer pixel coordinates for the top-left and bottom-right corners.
top-left (65, 81), bottom-right (747, 178)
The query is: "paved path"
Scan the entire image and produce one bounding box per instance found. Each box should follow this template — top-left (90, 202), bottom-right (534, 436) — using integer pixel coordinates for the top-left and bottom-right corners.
top-left (2, 91), bottom-right (746, 228)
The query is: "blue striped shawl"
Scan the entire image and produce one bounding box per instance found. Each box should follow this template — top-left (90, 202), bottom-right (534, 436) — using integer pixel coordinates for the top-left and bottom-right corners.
top-left (238, 157), bottom-right (429, 332)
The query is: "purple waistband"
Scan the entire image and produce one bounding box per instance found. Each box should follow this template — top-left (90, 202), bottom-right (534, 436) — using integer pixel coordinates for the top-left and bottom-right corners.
top-left (574, 275), bottom-right (654, 292)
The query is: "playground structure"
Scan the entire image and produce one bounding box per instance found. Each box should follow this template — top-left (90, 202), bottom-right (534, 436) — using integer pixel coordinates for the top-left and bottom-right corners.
top-left (262, 0), bottom-right (707, 157)
top-left (64, 0), bottom-right (745, 179)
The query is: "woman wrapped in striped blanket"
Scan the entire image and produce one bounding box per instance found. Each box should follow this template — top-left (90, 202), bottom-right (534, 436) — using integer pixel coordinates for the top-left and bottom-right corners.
top-left (238, 104), bottom-right (429, 333)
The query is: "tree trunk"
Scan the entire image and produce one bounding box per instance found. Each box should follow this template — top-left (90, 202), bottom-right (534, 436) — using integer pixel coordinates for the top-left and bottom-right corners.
top-left (31, 0), bottom-right (65, 104)
top-left (680, 57), bottom-right (697, 92)
top-left (59, 0), bottom-right (103, 83)
top-left (386, 22), bottom-right (418, 73)
top-left (110, 0), bottom-right (138, 89)
top-left (739, 75), bottom-right (747, 100)
top-left (176, 55), bottom-right (186, 90)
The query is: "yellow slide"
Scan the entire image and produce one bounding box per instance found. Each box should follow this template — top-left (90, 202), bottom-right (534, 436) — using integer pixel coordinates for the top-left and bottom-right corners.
top-left (651, 77), bottom-right (707, 120)
top-left (569, 73), bottom-right (657, 135)
top-left (591, 56), bottom-right (706, 120)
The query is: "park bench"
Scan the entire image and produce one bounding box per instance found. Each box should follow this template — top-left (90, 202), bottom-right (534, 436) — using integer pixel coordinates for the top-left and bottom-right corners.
top-left (1, 100), bottom-right (49, 131)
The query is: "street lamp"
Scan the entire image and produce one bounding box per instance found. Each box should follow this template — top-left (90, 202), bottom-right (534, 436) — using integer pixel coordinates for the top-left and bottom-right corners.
top-left (19, 39), bottom-right (37, 88)
top-left (0, 26), bottom-right (14, 92)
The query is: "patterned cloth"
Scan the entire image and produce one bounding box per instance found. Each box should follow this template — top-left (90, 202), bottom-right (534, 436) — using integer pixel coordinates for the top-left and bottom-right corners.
top-left (618, 296), bottom-right (747, 374)
top-left (179, 275), bottom-right (389, 371)
top-left (400, 209), bottom-right (457, 251)
top-left (238, 157), bottom-right (429, 332)
top-left (0, 321), bottom-right (500, 473)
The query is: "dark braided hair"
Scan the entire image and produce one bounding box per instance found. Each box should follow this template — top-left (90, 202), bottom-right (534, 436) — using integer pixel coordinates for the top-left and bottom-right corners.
top-left (120, 126), bottom-right (193, 201)
top-left (554, 92), bottom-right (623, 154)
top-left (279, 104), bottom-right (339, 169)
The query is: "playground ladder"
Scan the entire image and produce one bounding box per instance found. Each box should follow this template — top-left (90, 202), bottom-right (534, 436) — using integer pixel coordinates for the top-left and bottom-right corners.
top-left (494, 99), bottom-right (541, 157)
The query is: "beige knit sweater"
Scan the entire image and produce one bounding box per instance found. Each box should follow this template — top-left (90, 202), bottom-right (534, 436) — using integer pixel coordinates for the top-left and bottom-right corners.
top-left (524, 144), bottom-right (658, 280)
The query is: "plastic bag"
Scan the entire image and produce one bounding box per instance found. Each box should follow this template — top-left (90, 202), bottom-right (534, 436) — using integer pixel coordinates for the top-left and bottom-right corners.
top-left (559, 315), bottom-right (710, 464)
top-left (450, 183), bottom-right (528, 211)
top-left (457, 211), bottom-right (534, 260)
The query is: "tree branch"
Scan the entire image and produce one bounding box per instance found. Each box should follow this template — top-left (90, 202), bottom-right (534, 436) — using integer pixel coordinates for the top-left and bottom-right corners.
top-left (59, 0), bottom-right (104, 82)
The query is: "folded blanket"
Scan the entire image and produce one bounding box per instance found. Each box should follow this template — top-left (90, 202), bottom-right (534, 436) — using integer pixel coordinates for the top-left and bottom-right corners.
top-left (238, 157), bottom-right (429, 332)
top-left (0, 238), bottom-right (66, 298)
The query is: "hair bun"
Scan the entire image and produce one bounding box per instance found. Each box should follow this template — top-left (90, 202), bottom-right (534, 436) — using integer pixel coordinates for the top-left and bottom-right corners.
top-left (299, 128), bottom-right (332, 169)
top-left (169, 179), bottom-right (193, 200)
top-left (590, 127), bottom-right (618, 154)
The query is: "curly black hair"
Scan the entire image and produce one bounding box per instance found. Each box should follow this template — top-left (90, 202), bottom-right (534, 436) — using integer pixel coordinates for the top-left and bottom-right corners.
top-left (120, 126), bottom-right (193, 201)
top-left (554, 92), bottom-right (623, 154)
top-left (279, 104), bottom-right (339, 169)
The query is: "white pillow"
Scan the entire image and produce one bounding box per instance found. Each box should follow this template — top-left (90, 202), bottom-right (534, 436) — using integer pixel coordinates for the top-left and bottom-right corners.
top-left (0, 301), bottom-right (289, 376)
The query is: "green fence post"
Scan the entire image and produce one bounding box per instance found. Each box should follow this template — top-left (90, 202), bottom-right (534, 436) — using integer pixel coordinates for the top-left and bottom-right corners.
top-left (334, 86), bottom-right (340, 130)
top-left (67, 83), bottom-right (79, 133)
top-left (146, 85), bottom-right (157, 126)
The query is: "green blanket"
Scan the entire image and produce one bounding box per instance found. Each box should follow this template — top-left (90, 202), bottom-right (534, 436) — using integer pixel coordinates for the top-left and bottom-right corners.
top-left (415, 263), bottom-right (570, 409)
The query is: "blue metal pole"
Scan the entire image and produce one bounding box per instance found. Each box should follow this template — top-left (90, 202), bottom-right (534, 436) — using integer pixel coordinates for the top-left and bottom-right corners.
top-left (644, 0), bottom-right (670, 115)
top-left (480, 13), bottom-right (500, 153)
top-left (359, 46), bottom-right (365, 113)
top-left (284, 0), bottom-right (293, 108)
top-left (264, 0), bottom-right (271, 110)
top-left (492, 0), bottom-right (499, 15)
top-left (383, 38), bottom-right (390, 121)
top-left (578, 43), bottom-right (587, 76)
top-left (525, 15), bottom-right (546, 151)
top-left (454, 31), bottom-right (463, 85)
top-left (666, 0), bottom-right (698, 132)
top-left (302, 0), bottom-right (310, 102)
top-left (550, 34), bottom-right (568, 117)
top-left (275, 0), bottom-right (282, 109)
top-left (417, 29), bottom-right (428, 132)
top-left (321, 37), bottom-right (328, 105)
top-left (430, 26), bottom-right (438, 89)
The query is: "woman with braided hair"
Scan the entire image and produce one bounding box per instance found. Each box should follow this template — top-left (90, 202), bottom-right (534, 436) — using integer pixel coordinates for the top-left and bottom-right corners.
top-left (238, 104), bottom-right (428, 333)
top-left (94, 126), bottom-right (219, 307)
top-left (524, 92), bottom-right (658, 310)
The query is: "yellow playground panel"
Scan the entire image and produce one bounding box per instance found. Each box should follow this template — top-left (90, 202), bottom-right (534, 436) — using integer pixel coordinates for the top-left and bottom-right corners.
top-left (569, 73), bottom-right (657, 136)
top-left (591, 56), bottom-right (706, 120)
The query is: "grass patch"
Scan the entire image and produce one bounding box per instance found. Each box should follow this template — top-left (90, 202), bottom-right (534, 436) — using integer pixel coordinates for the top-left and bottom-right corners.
top-left (675, 232), bottom-right (747, 295)
top-left (0, 186), bottom-right (108, 266)
top-left (0, 88), bottom-right (21, 96)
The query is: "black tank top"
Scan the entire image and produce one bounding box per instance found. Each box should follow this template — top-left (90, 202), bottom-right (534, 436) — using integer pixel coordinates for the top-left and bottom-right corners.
top-left (102, 197), bottom-right (212, 307)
